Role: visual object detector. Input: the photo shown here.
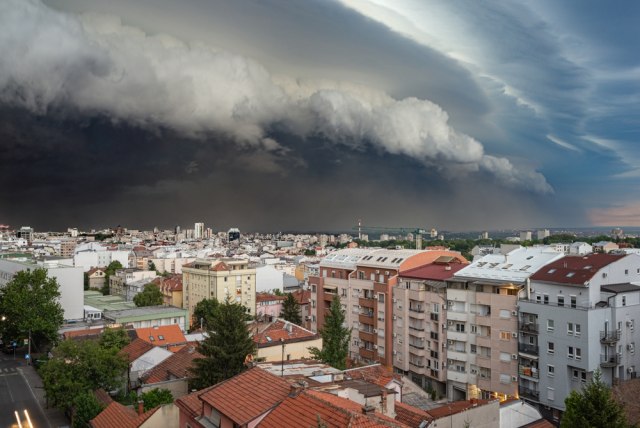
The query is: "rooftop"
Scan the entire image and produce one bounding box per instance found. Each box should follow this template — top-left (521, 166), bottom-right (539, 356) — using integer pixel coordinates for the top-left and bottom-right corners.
top-left (251, 319), bottom-right (318, 347)
top-left (103, 305), bottom-right (186, 320)
top-left (141, 345), bottom-right (202, 384)
top-left (90, 401), bottom-right (158, 428)
top-left (135, 324), bottom-right (187, 347)
top-left (530, 253), bottom-right (627, 285)
top-left (399, 259), bottom-right (468, 281)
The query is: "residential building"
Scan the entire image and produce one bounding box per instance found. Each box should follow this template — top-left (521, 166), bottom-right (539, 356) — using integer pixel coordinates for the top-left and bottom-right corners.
top-left (310, 248), bottom-right (466, 367)
top-left (251, 318), bottom-right (322, 362)
top-left (135, 324), bottom-right (187, 350)
top-left (194, 222), bottom-right (204, 239)
top-left (518, 253), bottom-right (640, 422)
top-left (90, 399), bottom-right (178, 428)
top-left (569, 242), bottom-right (592, 255)
top-left (291, 289), bottom-right (311, 329)
top-left (393, 256), bottom-right (469, 397)
top-left (109, 268), bottom-right (157, 299)
top-left (86, 267), bottom-right (106, 290)
top-left (182, 258), bottom-right (256, 320)
top-left (537, 230), bottom-right (550, 241)
top-left (593, 241), bottom-right (619, 253)
top-left (520, 231), bottom-right (533, 242)
top-left (103, 305), bottom-right (189, 331)
top-left (150, 275), bottom-right (183, 308)
top-left (256, 292), bottom-right (285, 319)
top-left (446, 246), bottom-right (564, 402)
top-left (138, 345), bottom-right (202, 397)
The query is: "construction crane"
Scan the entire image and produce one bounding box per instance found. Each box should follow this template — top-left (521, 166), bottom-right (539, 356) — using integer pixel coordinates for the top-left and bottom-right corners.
top-left (353, 220), bottom-right (431, 250)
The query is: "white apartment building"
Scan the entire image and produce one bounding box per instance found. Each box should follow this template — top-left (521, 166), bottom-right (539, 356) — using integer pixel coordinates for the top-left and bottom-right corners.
top-left (446, 246), bottom-right (564, 401)
top-left (518, 253), bottom-right (640, 422)
top-left (74, 243), bottom-right (131, 272)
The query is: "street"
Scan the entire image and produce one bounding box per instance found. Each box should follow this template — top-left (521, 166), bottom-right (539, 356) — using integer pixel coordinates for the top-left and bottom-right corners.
top-left (0, 356), bottom-right (49, 428)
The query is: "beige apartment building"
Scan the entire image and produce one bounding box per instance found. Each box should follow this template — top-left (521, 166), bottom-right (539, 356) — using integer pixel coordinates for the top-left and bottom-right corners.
top-left (445, 246), bottom-right (564, 402)
top-left (310, 248), bottom-right (466, 367)
top-left (182, 258), bottom-right (256, 321)
top-left (393, 256), bottom-right (468, 397)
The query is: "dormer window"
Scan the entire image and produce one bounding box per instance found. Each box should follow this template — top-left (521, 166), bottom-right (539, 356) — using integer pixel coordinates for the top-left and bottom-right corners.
top-left (566, 272), bottom-right (575, 278)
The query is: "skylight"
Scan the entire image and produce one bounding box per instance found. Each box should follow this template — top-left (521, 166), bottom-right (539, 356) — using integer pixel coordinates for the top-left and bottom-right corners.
top-left (520, 265), bottom-right (531, 271)
top-left (566, 272), bottom-right (575, 277)
top-left (548, 269), bottom-right (556, 274)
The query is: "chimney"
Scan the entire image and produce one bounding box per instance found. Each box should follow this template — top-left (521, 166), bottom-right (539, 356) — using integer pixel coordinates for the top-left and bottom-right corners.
top-left (380, 390), bottom-right (388, 414)
top-left (362, 404), bottom-right (376, 415)
top-left (137, 400), bottom-right (144, 415)
top-left (289, 381), bottom-right (306, 397)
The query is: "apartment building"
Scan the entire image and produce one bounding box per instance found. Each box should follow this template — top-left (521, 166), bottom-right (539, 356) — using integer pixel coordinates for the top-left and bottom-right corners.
top-left (393, 256), bottom-right (468, 397)
top-left (446, 246), bottom-right (564, 402)
top-left (109, 268), bottom-right (158, 298)
top-left (182, 258), bottom-right (256, 320)
top-left (310, 248), bottom-right (466, 367)
top-left (518, 252), bottom-right (640, 422)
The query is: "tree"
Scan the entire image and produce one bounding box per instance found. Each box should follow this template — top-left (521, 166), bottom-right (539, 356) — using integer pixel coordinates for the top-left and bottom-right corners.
top-left (192, 298), bottom-right (220, 331)
top-left (133, 283), bottom-right (163, 307)
top-left (83, 272), bottom-right (89, 291)
top-left (308, 295), bottom-right (351, 370)
top-left (72, 391), bottom-right (104, 428)
top-left (140, 388), bottom-right (173, 411)
top-left (281, 292), bottom-right (302, 325)
top-left (0, 268), bottom-right (64, 352)
top-left (190, 299), bottom-right (256, 389)
top-left (40, 339), bottom-right (129, 409)
top-left (99, 328), bottom-right (130, 351)
top-left (561, 370), bottom-right (629, 428)
top-left (102, 260), bottom-right (123, 295)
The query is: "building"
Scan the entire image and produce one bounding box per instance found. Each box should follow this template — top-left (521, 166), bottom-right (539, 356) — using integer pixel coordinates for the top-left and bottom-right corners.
top-left (109, 268), bottom-right (157, 300)
top-left (518, 253), bottom-right (640, 422)
top-left (194, 222), bottom-right (204, 240)
top-left (0, 258), bottom-right (84, 320)
top-left (593, 241), bottom-right (619, 253)
top-left (310, 248), bottom-right (467, 367)
top-left (393, 256), bottom-right (469, 397)
top-left (228, 227), bottom-right (240, 242)
top-left (520, 231), bottom-right (533, 242)
top-left (182, 258), bottom-right (256, 320)
top-left (86, 267), bottom-right (107, 290)
top-left (537, 230), bottom-right (550, 241)
top-left (252, 318), bottom-right (322, 362)
top-left (17, 226), bottom-right (33, 243)
top-left (103, 305), bottom-right (189, 331)
top-left (256, 293), bottom-right (285, 319)
top-left (74, 243), bottom-right (130, 272)
top-left (446, 246), bottom-right (564, 402)
top-left (150, 275), bottom-right (183, 308)
top-left (137, 345), bottom-right (202, 397)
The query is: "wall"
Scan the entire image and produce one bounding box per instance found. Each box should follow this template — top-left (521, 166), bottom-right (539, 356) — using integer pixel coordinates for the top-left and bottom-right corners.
top-left (257, 337), bottom-right (322, 362)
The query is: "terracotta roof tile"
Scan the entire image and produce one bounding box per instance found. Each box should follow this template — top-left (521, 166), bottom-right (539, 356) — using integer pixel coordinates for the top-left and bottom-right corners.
top-left (394, 401), bottom-right (433, 427)
top-left (199, 367), bottom-right (291, 425)
top-left (175, 385), bottom-right (216, 418)
top-left (399, 260), bottom-right (468, 281)
top-left (211, 261), bottom-right (229, 271)
top-left (252, 319), bottom-right (318, 347)
top-left (141, 346), bottom-right (202, 384)
top-left (93, 389), bottom-right (114, 407)
top-left (135, 324), bottom-right (187, 347)
top-left (120, 338), bottom-right (155, 363)
top-left (427, 399), bottom-right (491, 419)
top-left (90, 401), bottom-right (158, 428)
top-left (151, 275), bottom-right (183, 292)
top-left (343, 364), bottom-right (402, 388)
top-left (256, 293), bottom-right (286, 303)
top-left (291, 290), bottom-right (311, 305)
top-left (530, 253), bottom-right (626, 285)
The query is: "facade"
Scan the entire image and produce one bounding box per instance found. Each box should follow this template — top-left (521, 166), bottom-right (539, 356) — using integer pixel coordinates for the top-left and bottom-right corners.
top-left (445, 246), bottom-right (564, 402)
top-left (109, 269), bottom-right (157, 299)
top-left (149, 257), bottom-right (196, 275)
top-left (151, 275), bottom-right (183, 308)
top-left (74, 246), bottom-right (131, 271)
top-left (310, 248), bottom-right (467, 367)
top-left (87, 267), bottom-right (106, 289)
top-left (0, 258), bottom-right (84, 320)
top-left (182, 258), bottom-right (257, 320)
top-left (393, 257), bottom-right (468, 397)
top-left (194, 222), bottom-right (204, 240)
top-left (518, 253), bottom-right (640, 422)
top-left (252, 318), bottom-right (322, 362)
top-left (256, 293), bottom-right (285, 319)
top-left (103, 305), bottom-right (189, 331)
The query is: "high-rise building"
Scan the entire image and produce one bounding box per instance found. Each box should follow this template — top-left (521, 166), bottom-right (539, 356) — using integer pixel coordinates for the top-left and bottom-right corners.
top-left (520, 231), bottom-right (533, 242)
top-left (194, 222), bottom-right (205, 239)
top-left (537, 229), bottom-right (550, 240)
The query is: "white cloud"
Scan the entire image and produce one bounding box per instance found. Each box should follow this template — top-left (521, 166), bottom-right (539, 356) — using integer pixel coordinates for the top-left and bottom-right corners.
top-left (547, 134), bottom-right (581, 152)
top-left (0, 0), bottom-right (552, 194)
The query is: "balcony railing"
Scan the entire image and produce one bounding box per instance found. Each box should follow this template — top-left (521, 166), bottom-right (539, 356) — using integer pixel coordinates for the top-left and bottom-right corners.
top-left (359, 297), bottom-right (375, 309)
top-left (409, 307), bottom-right (425, 313)
top-left (519, 323), bottom-right (539, 334)
top-left (600, 330), bottom-right (621, 344)
top-left (600, 353), bottom-right (621, 367)
top-left (409, 343), bottom-right (425, 350)
top-left (518, 343), bottom-right (539, 355)
top-left (409, 361), bottom-right (425, 368)
top-left (519, 386), bottom-right (540, 401)
top-left (430, 313), bottom-right (439, 322)
top-left (519, 365), bottom-right (539, 379)
top-left (409, 325), bottom-right (425, 332)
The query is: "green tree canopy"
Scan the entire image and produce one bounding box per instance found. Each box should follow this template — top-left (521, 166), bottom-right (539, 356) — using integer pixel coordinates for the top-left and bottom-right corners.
top-left (281, 292), bottom-right (302, 325)
top-left (72, 391), bottom-right (105, 428)
top-left (190, 299), bottom-right (256, 389)
top-left (133, 283), bottom-right (163, 307)
top-left (99, 328), bottom-right (130, 351)
top-left (40, 338), bottom-right (129, 409)
top-left (308, 295), bottom-right (351, 370)
top-left (0, 268), bottom-right (64, 351)
top-left (140, 388), bottom-right (173, 411)
top-left (102, 260), bottom-right (123, 295)
top-left (561, 370), bottom-right (629, 428)
top-left (192, 298), bottom-right (220, 331)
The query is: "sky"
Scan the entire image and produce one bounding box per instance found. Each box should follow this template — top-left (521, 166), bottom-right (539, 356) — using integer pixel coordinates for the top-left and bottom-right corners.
top-left (0, 0), bottom-right (639, 232)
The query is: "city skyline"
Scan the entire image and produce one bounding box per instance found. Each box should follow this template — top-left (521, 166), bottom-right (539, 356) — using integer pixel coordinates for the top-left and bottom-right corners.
top-left (1, 1), bottom-right (639, 230)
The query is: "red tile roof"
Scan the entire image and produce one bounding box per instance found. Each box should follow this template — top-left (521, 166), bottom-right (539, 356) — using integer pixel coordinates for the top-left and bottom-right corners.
top-left (427, 399), bottom-right (491, 419)
top-left (63, 328), bottom-right (104, 340)
top-left (198, 367), bottom-right (291, 425)
top-left (258, 390), bottom-right (408, 428)
top-left (211, 261), bottom-right (229, 271)
top-left (90, 401), bottom-right (158, 428)
top-left (175, 385), bottom-right (216, 419)
top-left (93, 389), bottom-right (114, 407)
top-left (291, 289), bottom-right (311, 305)
top-left (529, 253), bottom-right (626, 285)
top-left (120, 338), bottom-right (155, 363)
top-left (151, 275), bottom-right (183, 292)
top-left (256, 293), bottom-right (286, 303)
top-left (252, 319), bottom-right (318, 347)
top-left (141, 345), bottom-right (202, 384)
top-left (135, 324), bottom-right (187, 347)
top-left (394, 401), bottom-right (433, 427)
top-left (87, 268), bottom-right (106, 276)
top-left (399, 260), bottom-right (468, 281)
top-left (343, 364), bottom-right (402, 388)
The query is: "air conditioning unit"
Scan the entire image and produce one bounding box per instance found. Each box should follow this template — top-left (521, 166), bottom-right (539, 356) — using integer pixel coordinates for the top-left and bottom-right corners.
top-left (393, 333), bottom-right (397, 338)
top-left (511, 376), bottom-right (517, 382)
top-left (448, 320), bottom-right (454, 326)
top-left (512, 332), bottom-right (518, 338)
top-left (373, 329), bottom-right (378, 333)
top-left (375, 270), bottom-right (380, 274)
top-left (512, 354), bottom-right (518, 360)
top-left (448, 340), bottom-right (454, 345)
top-left (629, 366), bottom-right (635, 373)
top-left (374, 345), bottom-right (378, 349)
top-left (628, 320), bottom-right (634, 327)
top-left (512, 310), bottom-right (517, 316)
top-left (447, 301), bottom-right (454, 307)
top-left (357, 305), bottom-right (361, 309)
top-left (627, 344), bottom-right (635, 351)
top-left (393, 315), bottom-right (397, 320)
top-left (392, 298), bottom-right (397, 303)
top-left (470, 368), bottom-right (478, 374)
top-left (393, 350), bottom-right (397, 355)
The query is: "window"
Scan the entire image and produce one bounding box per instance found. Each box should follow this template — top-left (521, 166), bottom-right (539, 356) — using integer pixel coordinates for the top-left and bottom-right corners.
top-left (581, 371), bottom-right (587, 383)
top-left (572, 369), bottom-right (579, 380)
top-left (358, 271), bottom-right (364, 280)
top-left (568, 346), bottom-right (575, 359)
top-left (576, 348), bottom-right (582, 360)
top-left (536, 295), bottom-right (542, 303)
top-left (471, 325), bottom-right (478, 334)
top-left (625, 269), bottom-right (629, 275)
top-left (470, 344), bottom-right (477, 354)
top-left (548, 342), bottom-right (555, 354)
top-left (543, 294), bottom-right (549, 305)
top-left (455, 323), bottom-right (465, 333)
top-left (548, 365), bottom-right (555, 377)
top-left (623, 296), bottom-right (627, 306)
top-left (500, 352), bottom-right (511, 362)
top-left (575, 324), bottom-right (581, 336)
top-left (158, 335), bottom-right (164, 340)
top-left (433, 303), bottom-right (439, 313)
top-left (499, 309), bottom-right (511, 318)
top-left (557, 296), bottom-right (565, 306)
top-left (311, 284), bottom-right (317, 292)
top-left (500, 331), bottom-right (511, 340)
top-left (630, 320), bottom-right (635, 331)
top-left (378, 293), bottom-right (385, 303)
top-left (570, 296), bottom-right (576, 308)
top-left (547, 319), bottom-right (555, 332)
top-left (149, 336), bottom-right (155, 342)
top-left (568, 323), bottom-right (574, 335)
top-left (547, 387), bottom-right (555, 401)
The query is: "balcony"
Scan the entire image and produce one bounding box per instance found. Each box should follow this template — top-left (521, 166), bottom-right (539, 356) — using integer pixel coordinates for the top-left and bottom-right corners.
top-left (359, 330), bottom-right (376, 343)
top-left (409, 306), bottom-right (425, 313)
top-left (359, 313), bottom-right (374, 325)
top-left (600, 330), bottom-right (621, 344)
top-left (600, 353), bottom-right (621, 368)
top-left (359, 347), bottom-right (376, 360)
top-left (518, 343), bottom-right (539, 355)
top-left (519, 365), bottom-right (539, 380)
top-left (430, 313), bottom-right (439, 322)
top-left (409, 361), bottom-right (425, 368)
top-left (409, 343), bottom-right (425, 350)
top-left (430, 331), bottom-right (439, 341)
top-left (409, 325), bottom-right (425, 332)
top-left (519, 323), bottom-right (539, 334)
top-left (359, 297), bottom-right (375, 309)
top-left (519, 386), bottom-right (540, 402)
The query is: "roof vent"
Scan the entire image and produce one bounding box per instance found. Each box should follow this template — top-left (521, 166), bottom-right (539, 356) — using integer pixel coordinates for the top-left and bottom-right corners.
top-left (362, 404), bottom-right (376, 415)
